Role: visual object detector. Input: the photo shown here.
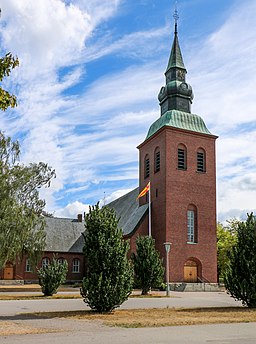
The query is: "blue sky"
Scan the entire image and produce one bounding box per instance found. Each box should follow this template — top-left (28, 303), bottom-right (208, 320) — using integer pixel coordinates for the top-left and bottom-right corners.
top-left (0, 0), bottom-right (256, 222)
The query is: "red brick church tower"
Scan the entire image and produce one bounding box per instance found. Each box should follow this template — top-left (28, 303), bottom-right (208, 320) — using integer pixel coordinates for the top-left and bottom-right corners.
top-left (137, 13), bottom-right (218, 283)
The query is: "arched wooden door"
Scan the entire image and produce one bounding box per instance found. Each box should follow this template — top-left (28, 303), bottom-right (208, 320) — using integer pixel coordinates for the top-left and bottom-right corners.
top-left (184, 260), bottom-right (198, 283)
top-left (3, 263), bottom-right (14, 280)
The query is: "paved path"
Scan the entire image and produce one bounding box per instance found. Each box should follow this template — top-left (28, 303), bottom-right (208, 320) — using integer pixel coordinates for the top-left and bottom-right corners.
top-left (0, 291), bottom-right (243, 316)
top-left (0, 292), bottom-right (255, 344)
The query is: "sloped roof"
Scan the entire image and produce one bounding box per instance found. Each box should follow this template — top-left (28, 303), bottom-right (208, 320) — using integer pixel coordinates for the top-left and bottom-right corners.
top-left (107, 187), bottom-right (148, 236)
top-left (44, 217), bottom-right (85, 253)
top-left (146, 110), bottom-right (212, 140)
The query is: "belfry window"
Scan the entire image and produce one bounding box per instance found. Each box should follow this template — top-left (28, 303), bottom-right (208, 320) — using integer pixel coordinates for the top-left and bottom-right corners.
top-left (178, 144), bottom-right (187, 170)
top-left (154, 148), bottom-right (160, 173)
top-left (197, 149), bottom-right (206, 173)
top-left (144, 155), bottom-right (150, 178)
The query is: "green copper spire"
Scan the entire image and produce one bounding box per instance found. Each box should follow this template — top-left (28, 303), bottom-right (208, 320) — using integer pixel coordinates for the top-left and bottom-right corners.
top-left (166, 9), bottom-right (185, 72)
top-left (144, 7), bottom-right (213, 141)
top-left (158, 9), bottom-right (193, 115)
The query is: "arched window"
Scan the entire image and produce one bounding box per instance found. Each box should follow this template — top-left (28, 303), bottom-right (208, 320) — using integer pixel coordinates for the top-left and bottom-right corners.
top-left (154, 147), bottom-right (160, 173)
top-left (42, 257), bottom-right (50, 268)
top-left (72, 258), bottom-right (80, 273)
top-left (57, 257), bottom-right (66, 265)
top-left (177, 144), bottom-right (187, 170)
top-left (187, 205), bottom-right (198, 243)
top-left (144, 154), bottom-right (150, 178)
top-left (25, 259), bottom-right (31, 272)
top-left (197, 148), bottom-right (206, 172)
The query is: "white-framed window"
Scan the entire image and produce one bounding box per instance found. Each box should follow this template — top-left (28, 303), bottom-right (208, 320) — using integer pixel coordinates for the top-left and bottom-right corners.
top-left (25, 259), bottom-right (32, 272)
top-left (72, 258), bottom-right (80, 273)
top-left (42, 257), bottom-right (50, 268)
top-left (187, 210), bottom-right (195, 243)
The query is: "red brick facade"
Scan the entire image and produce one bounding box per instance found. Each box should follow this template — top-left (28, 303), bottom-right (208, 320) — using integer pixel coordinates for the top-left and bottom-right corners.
top-left (135, 125), bottom-right (218, 283)
top-left (0, 252), bottom-right (85, 283)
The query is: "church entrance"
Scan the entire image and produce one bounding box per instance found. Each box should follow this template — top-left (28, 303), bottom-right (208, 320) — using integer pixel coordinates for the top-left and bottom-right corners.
top-left (184, 260), bottom-right (198, 282)
top-left (3, 263), bottom-right (14, 280)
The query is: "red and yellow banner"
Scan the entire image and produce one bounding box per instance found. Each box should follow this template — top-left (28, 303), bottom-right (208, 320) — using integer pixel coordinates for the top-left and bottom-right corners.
top-left (136, 182), bottom-right (150, 200)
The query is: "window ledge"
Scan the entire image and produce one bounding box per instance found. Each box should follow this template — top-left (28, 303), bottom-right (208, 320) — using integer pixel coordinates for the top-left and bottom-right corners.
top-left (187, 241), bottom-right (198, 245)
top-left (72, 271), bottom-right (80, 274)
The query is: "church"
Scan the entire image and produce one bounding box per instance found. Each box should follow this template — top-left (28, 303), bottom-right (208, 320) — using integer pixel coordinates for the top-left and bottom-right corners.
top-left (0, 13), bottom-right (218, 285)
top-left (108, 14), bottom-right (218, 284)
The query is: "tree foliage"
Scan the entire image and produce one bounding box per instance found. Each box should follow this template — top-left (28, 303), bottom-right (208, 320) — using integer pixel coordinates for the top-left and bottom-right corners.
top-left (0, 52), bottom-right (19, 110)
top-left (38, 257), bottom-right (68, 296)
top-left (132, 236), bottom-right (164, 295)
top-left (217, 222), bottom-right (237, 280)
top-left (224, 213), bottom-right (256, 308)
top-left (0, 132), bottom-right (56, 269)
top-left (80, 203), bottom-right (133, 313)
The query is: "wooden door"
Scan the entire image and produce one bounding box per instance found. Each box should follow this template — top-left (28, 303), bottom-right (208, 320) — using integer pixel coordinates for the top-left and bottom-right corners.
top-left (3, 265), bottom-right (14, 280)
top-left (184, 260), bottom-right (198, 282)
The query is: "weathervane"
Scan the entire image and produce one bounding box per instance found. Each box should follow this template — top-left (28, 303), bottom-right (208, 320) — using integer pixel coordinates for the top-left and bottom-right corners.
top-left (173, 1), bottom-right (179, 34)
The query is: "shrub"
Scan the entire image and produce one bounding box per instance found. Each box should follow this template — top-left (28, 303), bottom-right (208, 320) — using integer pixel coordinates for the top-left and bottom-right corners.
top-left (224, 213), bottom-right (256, 308)
top-left (38, 257), bottom-right (68, 296)
top-left (132, 235), bottom-right (164, 295)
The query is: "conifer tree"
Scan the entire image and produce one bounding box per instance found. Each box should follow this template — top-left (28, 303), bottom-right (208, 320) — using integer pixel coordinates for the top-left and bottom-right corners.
top-left (132, 236), bottom-right (164, 295)
top-left (80, 203), bottom-right (133, 312)
top-left (224, 213), bottom-right (256, 308)
top-left (38, 257), bottom-right (68, 296)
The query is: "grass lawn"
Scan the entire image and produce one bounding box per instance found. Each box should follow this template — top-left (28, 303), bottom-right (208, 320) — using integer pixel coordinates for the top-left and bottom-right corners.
top-left (31, 307), bottom-right (256, 328)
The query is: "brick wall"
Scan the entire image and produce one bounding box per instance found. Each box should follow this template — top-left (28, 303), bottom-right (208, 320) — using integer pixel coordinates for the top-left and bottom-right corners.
top-left (136, 126), bottom-right (218, 283)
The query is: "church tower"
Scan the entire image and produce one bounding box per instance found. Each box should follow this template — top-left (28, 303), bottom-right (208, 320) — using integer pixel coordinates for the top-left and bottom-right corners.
top-left (137, 12), bottom-right (218, 283)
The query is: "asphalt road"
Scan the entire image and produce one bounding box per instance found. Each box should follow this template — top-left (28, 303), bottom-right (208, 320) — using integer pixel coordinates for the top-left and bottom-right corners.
top-left (0, 292), bottom-right (255, 344)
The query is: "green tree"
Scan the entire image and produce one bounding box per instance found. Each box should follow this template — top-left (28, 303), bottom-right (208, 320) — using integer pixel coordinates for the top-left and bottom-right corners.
top-left (224, 213), bottom-right (256, 308)
top-left (38, 257), bottom-right (68, 296)
top-left (0, 52), bottom-right (19, 110)
top-left (0, 132), bottom-right (56, 269)
top-left (132, 236), bottom-right (164, 295)
top-left (217, 222), bottom-right (237, 280)
top-left (80, 203), bottom-right (133, 313)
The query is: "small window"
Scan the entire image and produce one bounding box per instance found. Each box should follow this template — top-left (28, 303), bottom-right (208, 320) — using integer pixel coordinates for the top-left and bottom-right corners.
top-left (144, 155), bottom-right (150, 178)
top-left (25, 259), bottom-right (32, 272)
top-left (197, 149), bottom-right (206, 172)
top-left (178, 144), bottom-right (187, 170)
top-left (154, 149), bottom-right (160, 173)
top-left (42, 257), bottom-right (50, 268)
top-left (72, 258), bottom-right (80, 273)
top-left (57, 258), bottom-right (66, 265)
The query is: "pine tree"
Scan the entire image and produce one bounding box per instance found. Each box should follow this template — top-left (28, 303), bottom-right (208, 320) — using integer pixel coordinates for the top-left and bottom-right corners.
top-left (132, 236), bottom-right (164, 295)
top-left (80, 203), bottom-right (133, 313)
top-left (224, 213), bottom-right (256, 308)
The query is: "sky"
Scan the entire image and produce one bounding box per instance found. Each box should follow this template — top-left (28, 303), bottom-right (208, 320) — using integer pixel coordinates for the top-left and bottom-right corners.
top-left (0, 0), bottom-right (256, 223)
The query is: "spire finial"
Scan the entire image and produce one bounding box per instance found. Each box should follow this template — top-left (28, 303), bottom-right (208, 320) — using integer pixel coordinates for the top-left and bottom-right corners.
top-left (173, 1), bottom-right (179, 34)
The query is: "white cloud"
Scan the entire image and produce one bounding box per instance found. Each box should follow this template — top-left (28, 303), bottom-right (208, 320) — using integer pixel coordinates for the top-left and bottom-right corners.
top-left (55, 200), bottom-right (90, 218)
top-left (1, 0), bottom-right (256, 222)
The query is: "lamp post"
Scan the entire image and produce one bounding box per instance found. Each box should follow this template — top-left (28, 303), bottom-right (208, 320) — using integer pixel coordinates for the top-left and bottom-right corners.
top-left (164, 242), bottom-right (171, 297)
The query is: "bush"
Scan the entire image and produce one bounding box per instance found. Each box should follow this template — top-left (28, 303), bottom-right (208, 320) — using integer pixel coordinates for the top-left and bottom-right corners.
top-left (132, 236), bottom-right (164, 295)
top-left (38, 257), bottom-right (68, 296)
top-left (80, 203), bottom-right (133, 313)
top-left (224, 213), bottom-right (256, 308)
